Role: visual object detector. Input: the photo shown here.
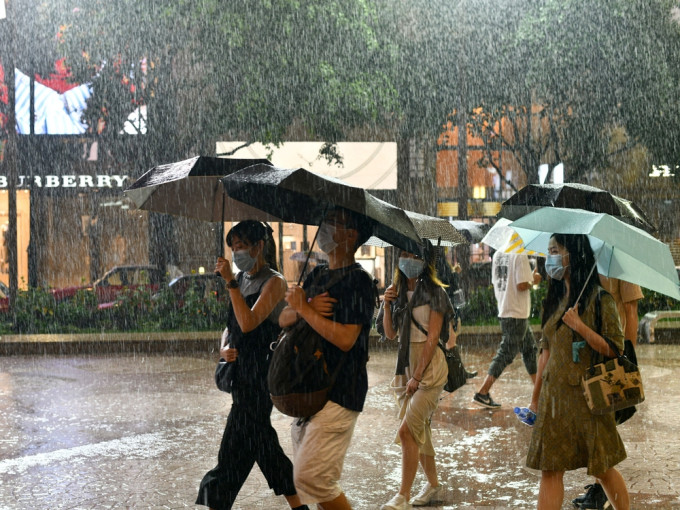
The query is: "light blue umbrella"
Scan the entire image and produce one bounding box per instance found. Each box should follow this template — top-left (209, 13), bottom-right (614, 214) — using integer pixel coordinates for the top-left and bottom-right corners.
top-left (509, 207), bottom-right (680, 300)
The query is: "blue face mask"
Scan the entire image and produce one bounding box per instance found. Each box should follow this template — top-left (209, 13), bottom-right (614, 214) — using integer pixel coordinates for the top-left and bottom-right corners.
top-left (399, 257), bottom-right (425, 279)
top-left (233, 249), bottom-right (256, 272)
top-left (545, 254), bottom-right (568, 280)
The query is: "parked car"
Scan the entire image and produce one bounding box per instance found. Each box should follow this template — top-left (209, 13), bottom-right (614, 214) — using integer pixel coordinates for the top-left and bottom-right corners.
top-left (153, 273), bottom-right (228, 308)
top-left (51, 265), bottom-right (165, 304)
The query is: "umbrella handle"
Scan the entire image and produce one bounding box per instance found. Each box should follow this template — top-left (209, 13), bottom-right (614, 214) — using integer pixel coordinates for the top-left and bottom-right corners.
top-left (573, 243), bottom-right (606, 307)
top-left (574, 259), bottom-right (599, 307)
top-left (298, 225), bottom-right (323, 286)
top-left (298, 205), bottom-right (331, 285)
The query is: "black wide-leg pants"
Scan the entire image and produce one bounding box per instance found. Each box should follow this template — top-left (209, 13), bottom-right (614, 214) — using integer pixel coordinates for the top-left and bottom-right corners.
top-left (196, 385), bottom-right (296, 510)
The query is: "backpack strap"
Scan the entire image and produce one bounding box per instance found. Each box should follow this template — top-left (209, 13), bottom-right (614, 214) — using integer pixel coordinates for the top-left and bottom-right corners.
top-left (305, 264), bottom-right (365, 296)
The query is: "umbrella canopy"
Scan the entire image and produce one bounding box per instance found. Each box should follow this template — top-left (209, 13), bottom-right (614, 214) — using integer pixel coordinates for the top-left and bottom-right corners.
top-left (220, 164), bottom-right (423, 253)
top-left (499, 183), bottom-right (657, 234)
top-left (481, 218), bottom-right (545, 256)
top-left (450, 220), bottom-right (490, 244)
top-left (365, 210), bottom-right (468, 248)
top-left (124, 156), bottom-right (280, 222)
top-left (509, 207), bottom-right (680, 300)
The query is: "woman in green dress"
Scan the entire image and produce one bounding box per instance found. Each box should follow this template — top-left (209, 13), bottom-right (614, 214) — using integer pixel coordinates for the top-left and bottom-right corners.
top-left (526, 234), bottom-right (630, 509)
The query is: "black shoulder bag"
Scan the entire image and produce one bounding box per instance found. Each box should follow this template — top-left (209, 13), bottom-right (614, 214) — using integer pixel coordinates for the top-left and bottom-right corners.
top-left (410, 313), bottom-right (467, 394)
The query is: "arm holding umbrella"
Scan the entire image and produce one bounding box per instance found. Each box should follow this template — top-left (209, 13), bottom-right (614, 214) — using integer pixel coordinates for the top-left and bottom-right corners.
top-left (285, 285), bottom-right (361, 352)
top-left (215, 255), bottom-right (287, 334)
top-left (279, 290), bottom-right (337, 327)
top-left (380, 284), bottom-right (399, 340)
top-left (562, 304), bottom-right (619, 358)
top-left (517, 269), bottom-right (542, 291)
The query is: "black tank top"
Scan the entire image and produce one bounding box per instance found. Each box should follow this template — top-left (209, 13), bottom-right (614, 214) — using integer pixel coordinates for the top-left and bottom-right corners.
top-left (226, 266), bottom-right (283, 391)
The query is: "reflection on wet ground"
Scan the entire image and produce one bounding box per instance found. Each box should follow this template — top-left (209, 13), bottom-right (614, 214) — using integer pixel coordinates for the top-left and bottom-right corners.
top-left (1, 342), bottom-right (679, 509)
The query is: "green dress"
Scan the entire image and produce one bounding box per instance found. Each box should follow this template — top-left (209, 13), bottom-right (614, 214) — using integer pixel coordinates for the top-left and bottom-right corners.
top-left (526, 287), bottom-right (627, 475)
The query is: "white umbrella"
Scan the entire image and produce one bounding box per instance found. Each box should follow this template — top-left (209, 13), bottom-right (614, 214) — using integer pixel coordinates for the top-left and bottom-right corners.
top-left (480, 218), bottom-right (546, 256)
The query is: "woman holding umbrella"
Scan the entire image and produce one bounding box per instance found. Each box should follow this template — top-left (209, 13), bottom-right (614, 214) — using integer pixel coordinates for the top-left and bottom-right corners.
top-left (377, 244), bottom-right (451, 509)
top-left (196, 221), bottom-right (308, 510)
top-left (526, 233), bottom-right (629, 509)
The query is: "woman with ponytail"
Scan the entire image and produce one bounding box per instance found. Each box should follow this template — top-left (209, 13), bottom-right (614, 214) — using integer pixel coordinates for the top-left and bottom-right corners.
top-left (196, 221), bottom-right (307, 510)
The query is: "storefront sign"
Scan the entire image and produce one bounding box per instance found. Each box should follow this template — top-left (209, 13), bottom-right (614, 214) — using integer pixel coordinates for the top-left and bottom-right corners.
top-left (0, 174), bottom-right (130, 188)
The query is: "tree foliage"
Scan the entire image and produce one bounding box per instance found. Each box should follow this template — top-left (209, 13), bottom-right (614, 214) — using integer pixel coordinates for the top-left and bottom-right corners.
top-left (5, 0), bottom-right (680, 180)
top-left (503, 0), bottom-right (680, 180)
top-left (46, 0), bottom-right (399, 159)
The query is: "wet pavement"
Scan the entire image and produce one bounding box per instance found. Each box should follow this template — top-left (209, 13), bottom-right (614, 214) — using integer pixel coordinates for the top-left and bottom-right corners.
top-left (1, 339), bottom-right (679, 509)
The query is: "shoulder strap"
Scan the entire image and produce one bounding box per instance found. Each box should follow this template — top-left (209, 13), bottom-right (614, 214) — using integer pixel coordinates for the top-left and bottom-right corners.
top-left (595, 287), bottom-right (602, 335)
top-left (306, 265), bottom-right (365, 297)
top-left (410, 302), bottom-right (452, 354)
top-left (589, 288), bottom-right (622, 368)
top-left (411, 315), bottom-right (429, 336)
top-left (408, 284), bottom-right (450, 340)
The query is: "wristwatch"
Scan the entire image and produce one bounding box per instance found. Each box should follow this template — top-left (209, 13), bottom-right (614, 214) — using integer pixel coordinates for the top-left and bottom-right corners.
top-left (227, 279), bottom-right (239, 289)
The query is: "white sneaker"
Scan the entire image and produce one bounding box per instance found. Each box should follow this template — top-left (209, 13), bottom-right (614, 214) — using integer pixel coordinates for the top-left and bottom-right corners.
top-left (381, 493), bottom-right (412, 510)
top-left (410, 482), bottom-right (441, 506)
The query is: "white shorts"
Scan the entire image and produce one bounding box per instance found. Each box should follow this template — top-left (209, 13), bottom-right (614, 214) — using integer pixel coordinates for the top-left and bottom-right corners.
top-left (291, 401), bottom-right (359, 504)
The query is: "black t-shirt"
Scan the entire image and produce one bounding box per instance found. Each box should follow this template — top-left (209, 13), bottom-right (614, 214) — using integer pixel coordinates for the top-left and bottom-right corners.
top-left (303, 263), bottom-right (375, 412)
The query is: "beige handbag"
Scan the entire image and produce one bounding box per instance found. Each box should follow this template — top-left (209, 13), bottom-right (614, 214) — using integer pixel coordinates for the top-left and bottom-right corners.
top-left (582, 337), bottom-right (644, 415)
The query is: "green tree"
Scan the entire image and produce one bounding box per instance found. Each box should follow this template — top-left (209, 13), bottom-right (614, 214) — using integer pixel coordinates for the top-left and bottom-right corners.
top-left (484, 0), bottom-right (680, 183)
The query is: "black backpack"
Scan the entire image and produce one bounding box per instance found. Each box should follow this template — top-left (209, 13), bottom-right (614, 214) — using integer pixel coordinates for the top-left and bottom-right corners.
top-left (268, 265), bottom-right (373, 418)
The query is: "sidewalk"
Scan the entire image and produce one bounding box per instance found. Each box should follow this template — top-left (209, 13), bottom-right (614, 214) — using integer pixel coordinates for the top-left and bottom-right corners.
top-left (0, 335), bottom-right (678, 508)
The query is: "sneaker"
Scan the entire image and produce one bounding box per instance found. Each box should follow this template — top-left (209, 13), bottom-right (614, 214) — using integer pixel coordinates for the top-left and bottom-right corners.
top-left (572, 483), bottom-right (610, 509)
top-left (465, 370), bottom-right (478, 379)
top-left (381, 493), bottom-right (411, 510)
top-left (473, 392), bottom-right (501, 408)
top-left (410, 482), bottom-right (441, 506)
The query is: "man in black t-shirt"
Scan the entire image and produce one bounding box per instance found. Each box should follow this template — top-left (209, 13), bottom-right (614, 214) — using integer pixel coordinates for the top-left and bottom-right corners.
top-left (280, 207), bottom-right (375, 510)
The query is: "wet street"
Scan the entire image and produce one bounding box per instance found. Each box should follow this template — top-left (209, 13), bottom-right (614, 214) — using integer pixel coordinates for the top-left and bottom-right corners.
top-left (1, 341), bottom-right (679, 509)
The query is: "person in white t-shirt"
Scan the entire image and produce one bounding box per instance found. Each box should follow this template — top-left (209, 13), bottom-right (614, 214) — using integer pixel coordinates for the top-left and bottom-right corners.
top-left (473, 250), bottom-right (542, 408)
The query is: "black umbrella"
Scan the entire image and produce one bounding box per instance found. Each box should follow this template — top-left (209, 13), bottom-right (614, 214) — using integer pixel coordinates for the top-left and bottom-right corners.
top-left (220, 164), bottom-right (423, 254)
top-left (449, 220), bottom-right (490, 244)
top-left (498, 183), bottom-right (656, 234)
top-left (124, 156), bottom-right (281, 222)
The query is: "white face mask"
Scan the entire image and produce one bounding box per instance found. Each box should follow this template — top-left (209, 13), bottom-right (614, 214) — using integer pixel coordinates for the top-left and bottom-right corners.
top-left (545, 254), bottom-right (568, 280)
top-left (317, 222), bottom-right (338, 254)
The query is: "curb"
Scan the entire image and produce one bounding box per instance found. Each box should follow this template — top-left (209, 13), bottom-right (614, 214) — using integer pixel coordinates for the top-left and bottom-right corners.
top-left (0, 331), bottom-right (221, 356)
top-left (0, 325), bottom-right (544, 356)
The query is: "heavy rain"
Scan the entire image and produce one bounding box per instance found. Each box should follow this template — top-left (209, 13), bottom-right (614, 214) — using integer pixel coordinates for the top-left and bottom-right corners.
top-left (1, 1), bottom-right (680, 509)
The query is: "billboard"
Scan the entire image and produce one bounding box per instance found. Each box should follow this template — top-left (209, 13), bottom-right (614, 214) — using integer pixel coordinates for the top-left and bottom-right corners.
top-left (0, 58), bottom-right (147, 136)
top-left (216, 141), bottom-right (398, 190)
